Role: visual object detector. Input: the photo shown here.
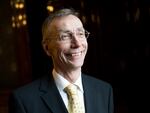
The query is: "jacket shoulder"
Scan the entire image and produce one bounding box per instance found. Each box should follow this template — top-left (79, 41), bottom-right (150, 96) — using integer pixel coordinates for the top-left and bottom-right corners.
top-left (12, 75), bottom-right (49, 96)
top-left (82, 74), bottom-right (112, 89)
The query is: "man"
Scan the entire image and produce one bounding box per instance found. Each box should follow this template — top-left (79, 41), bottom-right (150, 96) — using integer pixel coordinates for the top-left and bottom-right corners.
top-left (9, 8), bottom-right (114, 113)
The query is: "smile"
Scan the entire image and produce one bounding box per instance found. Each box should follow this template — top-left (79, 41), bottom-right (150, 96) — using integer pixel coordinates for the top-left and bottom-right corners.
top-left (66, 50), bottom-right (85, 57)
top-left (71, 52), bottom-right (82, 56)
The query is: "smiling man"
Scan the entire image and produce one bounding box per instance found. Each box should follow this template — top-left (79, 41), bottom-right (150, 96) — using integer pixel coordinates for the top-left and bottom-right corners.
top-left (9, 8), bottom-right (114, 113)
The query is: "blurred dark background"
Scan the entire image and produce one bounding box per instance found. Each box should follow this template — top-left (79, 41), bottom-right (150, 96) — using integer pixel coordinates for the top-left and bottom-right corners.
top-left (0, 0), bottom-right (150, 113)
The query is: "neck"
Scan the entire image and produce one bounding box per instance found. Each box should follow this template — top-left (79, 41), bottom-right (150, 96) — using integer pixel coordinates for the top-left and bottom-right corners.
top-left (55, 67), bottom-right (81, 83)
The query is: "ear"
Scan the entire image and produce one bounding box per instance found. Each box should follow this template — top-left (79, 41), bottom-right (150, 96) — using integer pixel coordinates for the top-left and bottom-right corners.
top-left (42, 41), bottom-right (51, 56)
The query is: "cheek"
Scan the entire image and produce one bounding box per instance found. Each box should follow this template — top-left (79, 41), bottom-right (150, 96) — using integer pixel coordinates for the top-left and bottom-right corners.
top-left (49, 42), bottom-right (71, 57)
top-left (86, 43), bottom-right (88, 50)
top-left (85, 42), bottom-right (88, 47)
top-left (57, 44), bottom-right (70, 53)
top-left (50, 45), bottom-right (66, 57)
top-left (83, 41), bottom-right (88, 49)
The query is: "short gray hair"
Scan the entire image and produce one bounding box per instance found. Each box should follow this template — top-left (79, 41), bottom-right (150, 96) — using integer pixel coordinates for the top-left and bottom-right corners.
top-left (42, 8), bottom-right (79, 42)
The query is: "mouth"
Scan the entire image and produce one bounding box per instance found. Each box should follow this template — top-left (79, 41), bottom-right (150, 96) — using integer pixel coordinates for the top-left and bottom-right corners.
top-left (66, 50), bottom-right (85, 58)
top-left (71, 52), bottom-right (82, 56)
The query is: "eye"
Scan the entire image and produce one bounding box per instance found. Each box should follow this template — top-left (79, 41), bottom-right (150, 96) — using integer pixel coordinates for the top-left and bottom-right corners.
top-left (77, 31), bottom-right (85, 38)
top-left (60, 33), bottom-right (72, 41)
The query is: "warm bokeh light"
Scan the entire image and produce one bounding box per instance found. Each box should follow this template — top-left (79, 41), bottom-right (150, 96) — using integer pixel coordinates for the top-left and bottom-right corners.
top-left (15, 3), bottom-right (19, 9)
top-left (12, 22), bottom-right (16, 28)
top-left (23, 14), bottom-right (26, 18)
top-left (11, 13), bottom-right (27, 28)
top-left (22, 20), bottom-right (27, 25)
top-left (12, 16), bottom-right (15, 21)
top-left (15, 2), bottom-right (24, 9)
top-left (10, 0), bottom-right (27, 28)
top-left (16, 23), bottom-right (20, 28)
top-left (19, 3), bottom-right (24, 9)
top-left (18, 14), bottom-right (23, 20)
top-left (47, 5), bottom-right (54, 12)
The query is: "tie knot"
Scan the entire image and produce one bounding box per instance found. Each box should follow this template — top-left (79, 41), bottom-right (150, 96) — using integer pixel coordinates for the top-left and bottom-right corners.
top-left (64, 84), bottom-right (77, 96)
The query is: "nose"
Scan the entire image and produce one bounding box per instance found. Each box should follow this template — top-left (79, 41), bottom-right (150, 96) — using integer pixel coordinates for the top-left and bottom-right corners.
top-left (71, 35), bottom-right (82, 48)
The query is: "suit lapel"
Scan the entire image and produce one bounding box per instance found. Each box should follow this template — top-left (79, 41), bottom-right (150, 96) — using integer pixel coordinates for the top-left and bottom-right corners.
top-left (82, 75), bottom-right (98, 113)
top-left (38, 74), bottom-right (98, 113)
top-left (39, 75), bottom-right (68, 113)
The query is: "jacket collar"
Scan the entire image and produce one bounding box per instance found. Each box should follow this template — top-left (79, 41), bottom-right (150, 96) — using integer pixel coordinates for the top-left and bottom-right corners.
top-left (82, 75), bottom-right (98, 113)
top-left (39, 75), bottom-right (68, 113)
top-left (38, 74), bottom-right (97, 113)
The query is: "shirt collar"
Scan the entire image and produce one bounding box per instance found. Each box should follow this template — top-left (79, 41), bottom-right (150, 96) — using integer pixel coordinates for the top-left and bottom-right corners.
top-left (52, 69), bottom-right (84, 93)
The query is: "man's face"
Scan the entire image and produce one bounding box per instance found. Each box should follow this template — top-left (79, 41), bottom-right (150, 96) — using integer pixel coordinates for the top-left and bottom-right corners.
top-left (45, 15), bottom-right (88, 71)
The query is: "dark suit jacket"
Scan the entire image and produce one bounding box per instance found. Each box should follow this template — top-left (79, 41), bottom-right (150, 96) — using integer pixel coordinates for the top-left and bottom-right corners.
top-left (9, 73), bottom-right (114, 113)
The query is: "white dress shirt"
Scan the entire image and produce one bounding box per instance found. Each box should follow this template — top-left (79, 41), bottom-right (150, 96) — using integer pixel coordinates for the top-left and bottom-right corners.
top-left (52, 69), bottom-right (85, 112)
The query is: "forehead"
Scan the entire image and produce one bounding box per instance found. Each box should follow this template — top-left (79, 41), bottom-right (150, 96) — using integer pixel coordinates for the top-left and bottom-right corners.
top-left (50, 15), bottom-right (84, 32)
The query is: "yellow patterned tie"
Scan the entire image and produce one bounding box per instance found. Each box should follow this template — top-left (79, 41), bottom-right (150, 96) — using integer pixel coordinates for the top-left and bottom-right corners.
top-left (64, 84), bottom-right (84, 113)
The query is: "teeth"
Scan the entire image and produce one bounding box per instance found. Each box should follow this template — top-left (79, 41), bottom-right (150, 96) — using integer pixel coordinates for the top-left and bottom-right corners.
top-left (71, 52), bottom-right (81, 56)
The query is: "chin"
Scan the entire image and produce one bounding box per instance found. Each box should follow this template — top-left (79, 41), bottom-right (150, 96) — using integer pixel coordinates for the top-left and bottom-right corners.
top-left (69, 62), bottom-right (84, 69)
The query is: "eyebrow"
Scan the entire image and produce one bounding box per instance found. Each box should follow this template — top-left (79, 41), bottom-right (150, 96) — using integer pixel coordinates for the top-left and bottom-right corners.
top-left (58, 28), bottom-right (85, 33)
